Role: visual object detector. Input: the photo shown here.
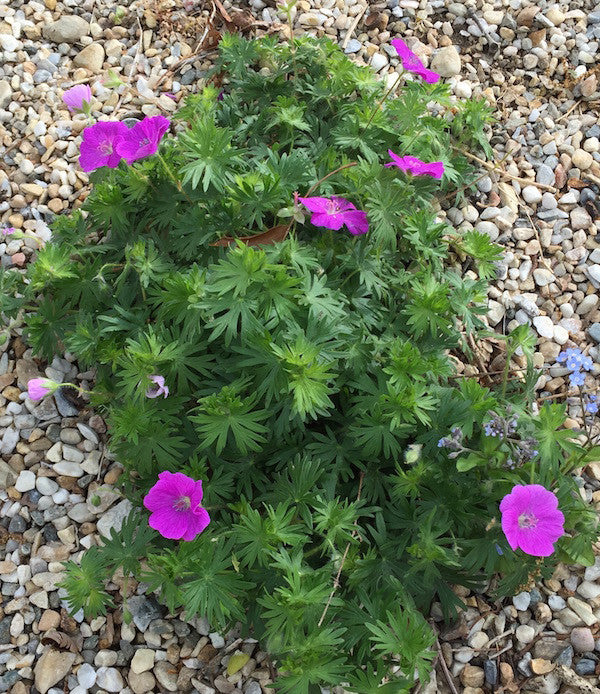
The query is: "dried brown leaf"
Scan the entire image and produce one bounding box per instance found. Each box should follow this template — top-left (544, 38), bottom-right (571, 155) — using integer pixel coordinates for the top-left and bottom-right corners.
top-left (41, 629), bottom-right (83, 653)
top-left (210, 224), bottom-right (290, 248)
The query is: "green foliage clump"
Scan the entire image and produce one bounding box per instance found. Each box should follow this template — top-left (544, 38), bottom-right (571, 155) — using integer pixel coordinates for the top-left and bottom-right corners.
top-left (3, 35), bottom-right (597, 692)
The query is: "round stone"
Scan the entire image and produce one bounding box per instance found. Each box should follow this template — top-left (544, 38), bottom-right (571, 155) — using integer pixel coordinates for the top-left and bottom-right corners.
top-left (571, 627), bottom-right (595, 652)
top-left (512, 591), bottom-right (531, 612)
top-left (522, 185), bottom-right (542, 204)
top-left (36, 477), bottom-right (59, 495)
top-left (15, 470), bottom-right (36, 492)
top-left (516, 624), bottom-right (536, 644)
top-left (572, 149), bottom-right (593, 170)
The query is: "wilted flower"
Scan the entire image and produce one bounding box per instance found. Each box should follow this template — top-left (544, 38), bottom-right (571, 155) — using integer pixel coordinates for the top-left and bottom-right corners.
top-left (27, 378), bottom-right (60, 401)
top-left (115, 115), bottom-right (170, 165)
top-left (297, 196), bottom-right (369, 236)
top-left (437, 426), bottom-right (464, 451)
top-left (143, 470), bottom-right (210, 541)
top-left (484, 411), bottom-right (517, 439)
top-left (146, 374), bottom-right (169, 399)
top-left (391, 38), bottom-right (440, 84)
top-left (62, 84), bottom-right (92, 114)
top-left (79, 120), bottom-right (129, 172)
top-left (586, 395), bottom-right (598, 414)
top-left (499, 484), bottom-right (564, 557)
top-left (385, 151), bottom-right (444, 179)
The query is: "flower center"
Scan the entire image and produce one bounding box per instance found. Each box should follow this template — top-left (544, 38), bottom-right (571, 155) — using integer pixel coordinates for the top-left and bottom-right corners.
top-left (173, 496), bottom-right (191, 511)
top-left (139, 137), bottom-right (150, 147)
top-left (99, 141), bottom-right (113, 155)
top-left (518, 511), bottom-right (538, 529)
top-left (326, 199), bottom-right (341, 215)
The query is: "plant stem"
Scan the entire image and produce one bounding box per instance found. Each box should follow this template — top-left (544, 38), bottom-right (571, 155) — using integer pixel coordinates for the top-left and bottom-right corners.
top-left (361, 72), bottom-right (403, 134)
top-left (304, 162), bottom-right (357, 197)
top-left (501, 350), bottom-right (513, 398)
top-left (577, 385), bottom-right (592, 445)
top-left (155, 152), bottom-right (194, 204)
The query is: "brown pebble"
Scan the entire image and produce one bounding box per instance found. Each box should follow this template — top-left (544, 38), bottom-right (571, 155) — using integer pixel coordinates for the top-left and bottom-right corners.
top-left (104, 466), bottom-right (121, 485)
top-left (38, 609), bottom-right (61, 631)
top-left (197, 644), bottom-right (219, 663)
top-left (79, 522), bottom-right (96, 535)
top-left (11, 252), bottom-right (26, 267)
top-left (531, 658), bottom-right (555, 674)
top-left (500, 662), bottom-right (514, 684)
top-left (2, 386), bottom-right (22, 402)
top-left (0, 373), bottom-right (15, 389)
top-left (460, 665), bottom-right (484, 688)
top-left (88, 414), bottom-right (106, 433)
top-left (48, 198), bottom-right (64, 213)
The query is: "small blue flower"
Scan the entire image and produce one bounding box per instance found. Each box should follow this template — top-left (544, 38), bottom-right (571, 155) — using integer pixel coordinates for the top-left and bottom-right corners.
top-left (495, 543), bottom-right (503, 556)
top-left (437, 438), bottom-right (445, 447)
top-left (569, 371), bottom-right (586, 387)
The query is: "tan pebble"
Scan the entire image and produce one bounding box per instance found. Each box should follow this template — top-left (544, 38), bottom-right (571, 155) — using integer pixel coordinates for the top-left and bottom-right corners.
top-left (38, 609), bottom-right (61, 631)
top-left (48, 198), bottom-right (64, 213)
top-left (104, 467), bottom-right (121, 485)
top-left (460, 665), bottom-right (485, 688)
top-left (0, 560), bottom-right (17, 574)
top-left (500, 662), bottom-right (514, 684)
top-left (2, 386), bottom-right (22, 401)
top-left (8, 213), bottom-right (23, 227)
top-left (7, 487), bottom-right (21, 500)
top-left (531, 658), bottom-right (555, 674)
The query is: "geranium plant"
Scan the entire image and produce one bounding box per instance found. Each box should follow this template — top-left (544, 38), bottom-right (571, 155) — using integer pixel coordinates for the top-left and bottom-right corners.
top-left (2, 35), bottom-right (597, 692)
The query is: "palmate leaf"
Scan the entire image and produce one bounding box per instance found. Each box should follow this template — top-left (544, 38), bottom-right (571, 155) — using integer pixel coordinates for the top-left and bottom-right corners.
top-left (179, 119), bottom-right (243, 192)
top-left (234, 503), bottom-right (306, 568)
top-left (181, 536), bottom-right (255, 624)
top-left (192, 385), bottom-right (269, 455)
top-left (60, 548), bottom-right (114, 618)
top-left (98, 510), bottom-right (156, 575)
top-left (345, 664), bottom-right (412, 694)
top-left (365, 606), bottom-right (436, 683)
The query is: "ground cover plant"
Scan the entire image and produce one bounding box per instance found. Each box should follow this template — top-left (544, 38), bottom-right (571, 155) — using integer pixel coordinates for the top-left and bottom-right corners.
top-left (2, 33), bottom-right (598, 693)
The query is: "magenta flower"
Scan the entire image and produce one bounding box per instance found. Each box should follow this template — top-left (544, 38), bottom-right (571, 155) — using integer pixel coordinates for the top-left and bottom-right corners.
top-left (1, 227), bottom-right (14, 236)
top-left (62, 85), bottom-right (92, 114)
top-left (297, 196), bottom-right (369, 236)
top-left (499, 484), bottom-right (565, 557)
top-left (386, 151), bottom-right (444, 179)
top-left (115, 115), bottom-right (170, 165)
top-left (79, 121), bottom-right (129, 173)
top-left (146, 374), bottom-right (169, 399)
top-left (391, 38), bottom-right (440, 84)
top-left (143, 471), bottom-right (210, 541)
top-left (27, 378), bottom-right (60, 401)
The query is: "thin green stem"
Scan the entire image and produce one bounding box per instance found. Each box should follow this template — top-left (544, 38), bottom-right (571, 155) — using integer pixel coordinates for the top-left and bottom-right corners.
top-left (304, 162), bottom-right (357, 197)
top-left (361, 72), bottom-right (403, 134)
top-left (577, 385), bottom-right (592, 445)
top-left (501, 350), bottom-right (513, 399)
top-left (155, 152), bottom-right (194, 204)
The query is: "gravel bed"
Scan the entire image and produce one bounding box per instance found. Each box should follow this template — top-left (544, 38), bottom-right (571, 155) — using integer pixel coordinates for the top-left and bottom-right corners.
top-left (1, 0), bottom-right (600, 692)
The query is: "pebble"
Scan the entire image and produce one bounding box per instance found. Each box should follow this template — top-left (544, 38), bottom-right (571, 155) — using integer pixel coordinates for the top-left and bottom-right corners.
top-left (516, 624), bottom-right (536, 644)
top-left (430, 45), bottom-right (461, 76)
top-left (95, 667), bottom-right (124, 692)
top-left (15, 470), bottom-right (36, 492)
top-left (571, 627), bottom-right (596, 652)
top-left (512, 591), bottom-right (531, 611)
